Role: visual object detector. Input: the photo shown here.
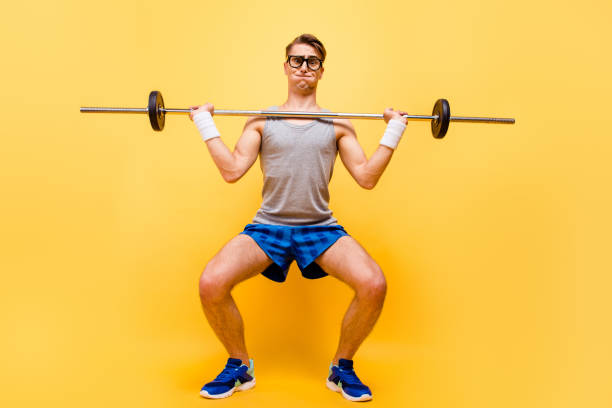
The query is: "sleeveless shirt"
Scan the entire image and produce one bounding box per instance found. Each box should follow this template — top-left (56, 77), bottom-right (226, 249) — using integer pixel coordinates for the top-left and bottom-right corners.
top-left (251, 106), bottom-right (339, 226)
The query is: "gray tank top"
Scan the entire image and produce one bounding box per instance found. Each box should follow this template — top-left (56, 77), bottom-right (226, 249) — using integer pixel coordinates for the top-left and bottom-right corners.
top-left (251, 106), bottom-right (339, 226)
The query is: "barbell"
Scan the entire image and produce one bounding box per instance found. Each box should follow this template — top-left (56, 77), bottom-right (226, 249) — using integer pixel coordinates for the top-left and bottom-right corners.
top-left (80, 90), bottom-right (515, 139)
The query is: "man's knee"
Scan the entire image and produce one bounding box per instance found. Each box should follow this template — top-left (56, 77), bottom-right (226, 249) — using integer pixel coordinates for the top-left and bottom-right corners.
top-left (355, 263), bottom-right (387, 302)
top-left (199, 262), bottom-right (232, 304)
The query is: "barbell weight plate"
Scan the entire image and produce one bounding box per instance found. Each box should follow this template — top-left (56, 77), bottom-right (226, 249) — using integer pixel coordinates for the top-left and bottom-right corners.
top-left (148, 90), bottom-right (165, 131)
top-left (432, 99), bottom-right (450, 138)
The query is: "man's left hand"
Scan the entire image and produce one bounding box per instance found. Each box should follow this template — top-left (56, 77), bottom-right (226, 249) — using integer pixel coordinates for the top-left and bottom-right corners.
top-left (383, 108), bottom-right (408, 125)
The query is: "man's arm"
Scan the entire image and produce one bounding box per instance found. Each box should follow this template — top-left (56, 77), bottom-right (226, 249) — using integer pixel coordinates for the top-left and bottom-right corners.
top-left (190, 104), bottom-right (264, 183)
top-left (335, 109), bottom-right (408, 190)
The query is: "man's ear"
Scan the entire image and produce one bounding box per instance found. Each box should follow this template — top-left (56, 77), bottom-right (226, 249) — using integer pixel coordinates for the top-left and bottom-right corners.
top-left (319, 66), bottom-right (324, 79)
top-left (283, 62), bottom-right (289, 76)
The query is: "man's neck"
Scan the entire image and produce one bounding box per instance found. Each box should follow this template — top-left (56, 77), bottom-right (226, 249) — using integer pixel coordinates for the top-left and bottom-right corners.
top-left (281, 89), bottom-right (319, 111)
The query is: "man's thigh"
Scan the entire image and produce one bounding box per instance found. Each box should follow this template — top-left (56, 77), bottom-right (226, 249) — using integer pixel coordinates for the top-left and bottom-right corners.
top-left (314, 235), bottom-right (385, 289)
top-left (202, 234), bottom-right (274, 288)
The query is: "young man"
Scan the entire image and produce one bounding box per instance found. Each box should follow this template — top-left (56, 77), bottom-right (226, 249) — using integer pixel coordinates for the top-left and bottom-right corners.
top-left (190, 34), bottom-right (408, 402)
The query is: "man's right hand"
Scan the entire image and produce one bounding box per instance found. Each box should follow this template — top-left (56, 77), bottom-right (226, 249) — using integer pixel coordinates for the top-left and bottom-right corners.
top-left (189, 103), bottom-right (215, 121)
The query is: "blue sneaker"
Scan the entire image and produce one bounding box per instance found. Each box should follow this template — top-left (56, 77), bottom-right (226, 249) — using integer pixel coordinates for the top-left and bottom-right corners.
top-left (326, 358), bottom-right (373, 402)
top-left (200, 358), bottom-right (255, 399)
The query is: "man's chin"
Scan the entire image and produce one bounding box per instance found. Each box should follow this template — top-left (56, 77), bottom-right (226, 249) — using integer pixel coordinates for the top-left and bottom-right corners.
top-left (294, 80), bottom-right (315, 91)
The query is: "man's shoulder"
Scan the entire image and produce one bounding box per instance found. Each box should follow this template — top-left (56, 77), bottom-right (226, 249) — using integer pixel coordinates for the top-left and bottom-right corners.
top-left (333, 117), bottom-right (356, 139)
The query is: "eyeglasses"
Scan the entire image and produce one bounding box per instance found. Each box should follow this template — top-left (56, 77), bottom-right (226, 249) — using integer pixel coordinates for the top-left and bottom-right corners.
top-left (286, 55), bottom-right (323, 71)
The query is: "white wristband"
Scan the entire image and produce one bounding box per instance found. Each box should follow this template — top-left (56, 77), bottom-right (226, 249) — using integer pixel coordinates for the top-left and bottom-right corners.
top-left (379, 119), bottom-right (407, 150)
top-left (193, 110), bottom-right (221, 142)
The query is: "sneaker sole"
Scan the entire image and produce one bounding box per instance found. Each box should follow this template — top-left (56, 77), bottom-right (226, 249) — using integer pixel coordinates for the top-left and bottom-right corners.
top-left (200, 378), bottom-right (256, 399)
top-left (326, 379), bottom-right (372, 402)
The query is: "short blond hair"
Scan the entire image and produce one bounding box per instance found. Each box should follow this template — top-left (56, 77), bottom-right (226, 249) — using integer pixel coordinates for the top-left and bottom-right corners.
top-left (285, 33), bottom-right (326, 61)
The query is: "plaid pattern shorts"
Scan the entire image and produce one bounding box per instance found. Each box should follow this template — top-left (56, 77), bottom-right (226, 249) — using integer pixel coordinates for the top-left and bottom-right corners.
top-left (239, 223), bottom-right (350, 283)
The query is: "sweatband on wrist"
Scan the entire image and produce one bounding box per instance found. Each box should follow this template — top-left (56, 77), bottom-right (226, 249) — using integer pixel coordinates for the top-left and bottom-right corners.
top-left (379, 119), bottom-right (407, 150)
top-left (193, 110), bottom-right (221, 142)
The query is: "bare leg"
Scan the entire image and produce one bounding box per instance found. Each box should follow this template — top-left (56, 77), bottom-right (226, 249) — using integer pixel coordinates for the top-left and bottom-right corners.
top-left (199, 234), bottom-right (273, 363)
top-left (314, 236), bottom-right (387, 365)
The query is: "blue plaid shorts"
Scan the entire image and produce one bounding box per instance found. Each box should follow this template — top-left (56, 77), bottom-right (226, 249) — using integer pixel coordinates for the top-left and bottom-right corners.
top-left (239, 223), bottom-right (350, 283)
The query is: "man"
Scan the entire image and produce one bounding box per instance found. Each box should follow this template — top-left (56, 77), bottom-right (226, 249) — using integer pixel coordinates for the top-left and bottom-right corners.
top-left (189, 34), bottom-right (408, 402)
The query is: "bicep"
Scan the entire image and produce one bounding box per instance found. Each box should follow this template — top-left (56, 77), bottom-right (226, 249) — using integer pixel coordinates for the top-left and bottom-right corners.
top-left (233, 118), bottom-right (263, 174)
top-left (337, 121), bottom-right (368, 182)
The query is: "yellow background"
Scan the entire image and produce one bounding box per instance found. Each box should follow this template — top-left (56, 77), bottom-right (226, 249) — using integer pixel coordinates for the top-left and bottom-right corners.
top-left (1, 0), bottom-right (610, 407)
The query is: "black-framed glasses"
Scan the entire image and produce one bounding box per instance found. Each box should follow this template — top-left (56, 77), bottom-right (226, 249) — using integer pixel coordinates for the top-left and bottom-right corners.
top-left (286, 55), bottom-right (323, 71)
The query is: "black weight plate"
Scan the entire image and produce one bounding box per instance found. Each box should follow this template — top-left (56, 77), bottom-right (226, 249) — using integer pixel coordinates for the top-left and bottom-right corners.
top-left (431, 99), bottom-right (450, 138)
top-left (148, 90), bottom-right (165, 131)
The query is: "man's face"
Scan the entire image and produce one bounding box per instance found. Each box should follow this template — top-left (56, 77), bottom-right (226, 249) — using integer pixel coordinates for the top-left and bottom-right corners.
top-left (284, 43), bottom-right (324, 91)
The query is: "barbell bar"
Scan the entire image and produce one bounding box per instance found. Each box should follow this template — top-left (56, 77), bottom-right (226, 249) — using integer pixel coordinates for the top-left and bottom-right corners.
top-left (80, 90), bottom-right (515, 139)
